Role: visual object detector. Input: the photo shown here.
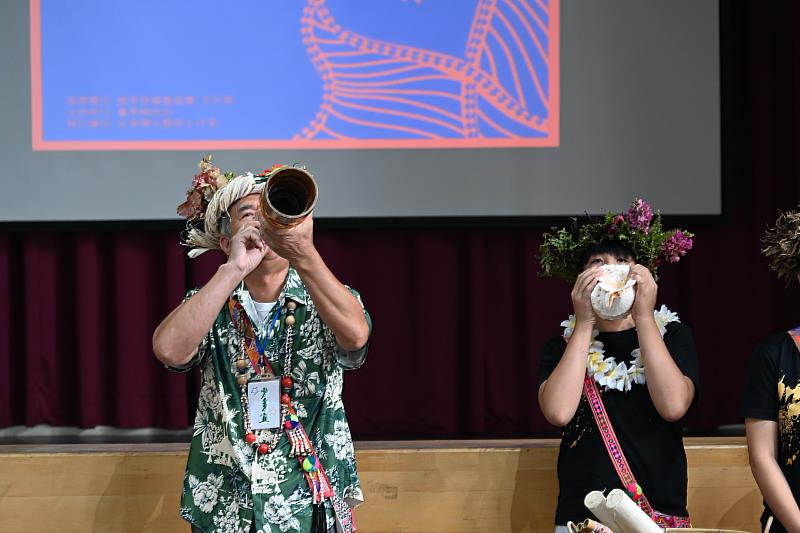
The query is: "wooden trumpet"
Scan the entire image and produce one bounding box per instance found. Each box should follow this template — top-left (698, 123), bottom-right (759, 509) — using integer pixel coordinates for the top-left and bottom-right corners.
top-left (257, 166), bottom-right (318, 227)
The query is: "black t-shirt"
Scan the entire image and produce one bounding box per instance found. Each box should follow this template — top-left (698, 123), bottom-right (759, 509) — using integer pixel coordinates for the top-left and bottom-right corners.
top-left (740, 332), bottom-right (800, 533)
top-left (539, 321), bottom-right (700, 526)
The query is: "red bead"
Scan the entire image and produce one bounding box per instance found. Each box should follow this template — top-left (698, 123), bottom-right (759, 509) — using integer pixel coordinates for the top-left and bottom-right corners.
top-left (257, 443), bottom-right (269, 455)
top-left (284, 420), bottom-right (293, 429)
top-left (280, 394), bottom-right (291, 406)
top-left (245, 433), bottom-right (257, 445)
top-left (281, 376), bottom-right (293, 390)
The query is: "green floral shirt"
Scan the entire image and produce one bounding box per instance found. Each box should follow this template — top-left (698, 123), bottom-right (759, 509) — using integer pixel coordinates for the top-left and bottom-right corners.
top-left (174, 267), bottom-right (370, 532)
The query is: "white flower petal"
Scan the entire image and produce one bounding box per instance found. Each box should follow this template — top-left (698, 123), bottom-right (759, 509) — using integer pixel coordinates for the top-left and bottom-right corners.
top-left (564, 306), bottom-right (676, 394)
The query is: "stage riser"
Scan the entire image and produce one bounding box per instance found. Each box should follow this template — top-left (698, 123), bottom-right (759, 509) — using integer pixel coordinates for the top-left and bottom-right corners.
top-left (0, 440), bottom-right (761, 532)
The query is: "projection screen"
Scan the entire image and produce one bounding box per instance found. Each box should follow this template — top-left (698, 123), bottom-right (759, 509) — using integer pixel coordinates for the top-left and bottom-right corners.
top-left (0, 0), bottom-right (720, 221)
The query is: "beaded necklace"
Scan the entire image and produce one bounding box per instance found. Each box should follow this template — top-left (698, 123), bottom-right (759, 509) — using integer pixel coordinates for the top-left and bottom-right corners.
top-left (228, 288), bottom-right (338, 513)
top-left (232, 299), bottom-right (300, 455)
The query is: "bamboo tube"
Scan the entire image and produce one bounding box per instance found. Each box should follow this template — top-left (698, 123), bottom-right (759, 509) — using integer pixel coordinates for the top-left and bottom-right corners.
top-left (579, 518), bottom-right (615, 532)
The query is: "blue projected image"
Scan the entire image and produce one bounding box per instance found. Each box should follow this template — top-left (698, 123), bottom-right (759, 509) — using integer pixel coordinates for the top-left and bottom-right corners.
top-left (33, 0), bottom-right (559, 149)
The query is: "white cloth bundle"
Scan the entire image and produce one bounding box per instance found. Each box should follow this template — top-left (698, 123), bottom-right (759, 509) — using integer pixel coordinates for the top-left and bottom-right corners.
top-left (605, 489), bottom-right (662, 533)
top-left (583, 489), bottom-right (661, 533)
top-left (584, 491), bottom-right (624, 533)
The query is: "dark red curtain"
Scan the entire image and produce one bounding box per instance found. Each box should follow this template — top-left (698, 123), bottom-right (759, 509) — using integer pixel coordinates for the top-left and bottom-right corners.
top-left (1, 3), bottom-right (800, 438)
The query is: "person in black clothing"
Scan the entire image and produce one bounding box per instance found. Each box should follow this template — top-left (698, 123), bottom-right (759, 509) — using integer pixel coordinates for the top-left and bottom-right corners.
top-left (742, 207), bottom-right (800, 533)
top-left (537, 199), bottom-right (698, 531)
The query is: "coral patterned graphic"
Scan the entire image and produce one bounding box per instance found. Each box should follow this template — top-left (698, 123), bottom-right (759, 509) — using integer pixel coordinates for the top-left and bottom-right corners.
top-left (30, 0), bottom-right (559, 150)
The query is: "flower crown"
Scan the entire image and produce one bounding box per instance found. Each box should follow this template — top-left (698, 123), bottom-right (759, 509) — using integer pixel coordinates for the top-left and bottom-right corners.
top-left (538, 198), bottom-right (694, 282)
top-left (177, 154), bottom-right (236, 220)
top-left (762, 206), bottom-right (800, 286)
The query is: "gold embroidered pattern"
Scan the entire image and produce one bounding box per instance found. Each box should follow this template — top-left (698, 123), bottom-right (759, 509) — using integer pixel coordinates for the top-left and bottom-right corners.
top-left (778, 375), bottom-right (800, 466)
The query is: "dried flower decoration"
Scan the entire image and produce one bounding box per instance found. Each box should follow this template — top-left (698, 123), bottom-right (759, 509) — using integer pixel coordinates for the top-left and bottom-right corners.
top-left (762, 207), bottom-right (800, 286)
top-left (177, 154), bottom-right (235, 220)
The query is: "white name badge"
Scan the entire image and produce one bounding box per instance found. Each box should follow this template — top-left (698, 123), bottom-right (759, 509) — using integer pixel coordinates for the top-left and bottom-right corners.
top-left (247, 379), bottom-right (281, 429)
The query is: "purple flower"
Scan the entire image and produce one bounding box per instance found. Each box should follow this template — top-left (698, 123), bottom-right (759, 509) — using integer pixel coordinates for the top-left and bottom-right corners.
top-left (607, 215), bottom-right (625, 234)
top-left (626, 198), bottom-right (654, 233)
top-left (660, 230), bottom-right (694, 263)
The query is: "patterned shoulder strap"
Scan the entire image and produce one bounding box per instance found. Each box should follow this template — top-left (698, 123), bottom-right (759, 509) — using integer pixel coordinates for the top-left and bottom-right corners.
top-left (789, 326), bottom-right (800, 352)
top-left (582, 375), bottom-right (656, 516)
top-left (582, 375), bottom-right (692, 528)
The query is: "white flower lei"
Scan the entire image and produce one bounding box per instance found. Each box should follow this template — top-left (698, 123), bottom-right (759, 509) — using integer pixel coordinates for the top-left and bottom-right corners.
top-left (561, 305), bottom-right (680, 393)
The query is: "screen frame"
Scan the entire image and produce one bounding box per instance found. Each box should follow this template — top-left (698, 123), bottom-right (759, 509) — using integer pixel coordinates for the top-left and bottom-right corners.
top-left (1, 0), bottom-right (727, 231)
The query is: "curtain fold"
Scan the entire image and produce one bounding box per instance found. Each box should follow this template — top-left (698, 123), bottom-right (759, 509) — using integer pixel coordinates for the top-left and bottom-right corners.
top-left (1, 220), bottom-right (798, 437)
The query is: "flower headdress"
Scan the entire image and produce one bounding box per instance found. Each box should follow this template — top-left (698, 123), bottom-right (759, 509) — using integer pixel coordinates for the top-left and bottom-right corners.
top-left (538, 198), bottom-right (694, 282)
top-left (177, 154), bottom-right (235, 220)
top-left (177, 155), bottom-right (285, 258)
top-left (762, 206), bottom-right (800, 286)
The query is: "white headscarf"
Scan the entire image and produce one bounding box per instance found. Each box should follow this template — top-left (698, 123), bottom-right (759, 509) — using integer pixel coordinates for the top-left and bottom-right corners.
top-left (183, 172), bottom-right (265, 258)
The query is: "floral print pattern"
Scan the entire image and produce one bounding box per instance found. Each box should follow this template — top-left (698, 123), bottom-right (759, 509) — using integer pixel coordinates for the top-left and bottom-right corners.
top-left (190, 473), bottom-right (224, 513)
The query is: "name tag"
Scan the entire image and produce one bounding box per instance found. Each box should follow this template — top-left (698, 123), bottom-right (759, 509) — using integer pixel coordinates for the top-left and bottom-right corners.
top-left (247, 379), bottom-right (280, 429)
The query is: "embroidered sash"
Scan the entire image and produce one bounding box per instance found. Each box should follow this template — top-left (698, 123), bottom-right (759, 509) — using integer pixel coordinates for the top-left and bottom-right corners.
top-left (583, 374), bottom-right (691, 528)
top-left (788, 326), bottom-right (800, 352)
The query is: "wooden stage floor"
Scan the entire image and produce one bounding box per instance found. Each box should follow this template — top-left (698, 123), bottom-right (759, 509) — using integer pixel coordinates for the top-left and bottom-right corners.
top-left (0, 437), bottom-right (761, 532)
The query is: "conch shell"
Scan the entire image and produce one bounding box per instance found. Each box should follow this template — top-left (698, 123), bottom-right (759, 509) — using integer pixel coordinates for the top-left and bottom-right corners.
top-left (590, 265), bottom-right (636, 320)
